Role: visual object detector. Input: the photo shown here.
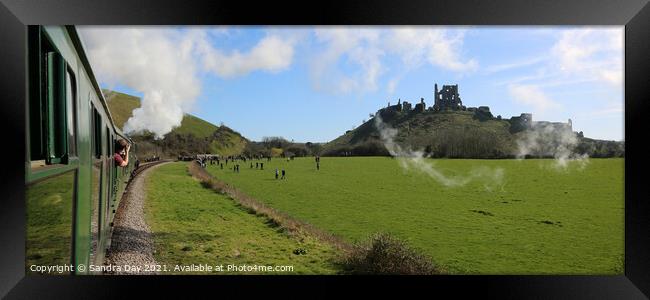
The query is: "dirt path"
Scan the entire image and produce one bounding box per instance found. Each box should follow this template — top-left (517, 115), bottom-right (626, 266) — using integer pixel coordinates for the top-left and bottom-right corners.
top-left (104, 162), bottom-right (168, 274)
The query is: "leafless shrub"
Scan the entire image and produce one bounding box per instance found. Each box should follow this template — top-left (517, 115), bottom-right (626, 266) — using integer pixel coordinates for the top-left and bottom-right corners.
top-left (340, 232), bottom-right (443, 275)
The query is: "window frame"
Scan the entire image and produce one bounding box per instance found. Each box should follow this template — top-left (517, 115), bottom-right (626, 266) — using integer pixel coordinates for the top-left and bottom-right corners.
top-left (92, 104), bottom-right (103, 159)
top-left (44, 50), bottom-right (67, 164)
top-left (27, 26), bottom-right (80, 183)
top-left (65, 67), bottom-right (78, 158)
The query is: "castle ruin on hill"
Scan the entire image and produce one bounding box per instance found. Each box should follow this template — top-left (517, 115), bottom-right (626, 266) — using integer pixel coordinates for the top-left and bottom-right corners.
top-left (433, 83), bottom-right (464, 111)
top-left (377, 82), bottom-right (573, 133)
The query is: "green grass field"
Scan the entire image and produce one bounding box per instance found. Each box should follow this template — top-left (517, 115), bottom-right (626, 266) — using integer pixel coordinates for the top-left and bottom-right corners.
top-left (144, 162), bottom-right (339, 274)
top-left (206, 157), bottom-right (624, 274)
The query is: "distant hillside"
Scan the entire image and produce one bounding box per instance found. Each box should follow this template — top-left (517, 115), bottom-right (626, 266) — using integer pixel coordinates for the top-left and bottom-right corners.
top-left (209, 126), bottom-right (249, 157)
top-left (323, 110), bottom-right (516, 158)
top-left (103, 90), bottom-right (140, 130)
top-left (322, 109), bottom-right (624, 158)
top-left (103, 90), bottom-right (247, 158)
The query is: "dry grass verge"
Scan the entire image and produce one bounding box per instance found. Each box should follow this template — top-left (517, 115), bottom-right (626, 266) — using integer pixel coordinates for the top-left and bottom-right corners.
top-left (188, 161), bottom-right (353, 253)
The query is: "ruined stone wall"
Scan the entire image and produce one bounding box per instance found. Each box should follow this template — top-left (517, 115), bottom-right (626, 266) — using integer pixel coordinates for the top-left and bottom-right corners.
top-left (434, 84), bottom-right (463, 111)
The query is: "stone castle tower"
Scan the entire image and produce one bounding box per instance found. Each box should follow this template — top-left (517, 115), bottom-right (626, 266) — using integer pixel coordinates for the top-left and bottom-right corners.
top-left (433, 83), bottom-right (463, 111)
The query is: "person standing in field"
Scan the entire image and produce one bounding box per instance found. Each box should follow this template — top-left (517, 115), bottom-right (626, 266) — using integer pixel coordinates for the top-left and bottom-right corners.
top-left (281, 169), bottom-right (286, 179)
top-left (261, 163), bottom-right (264, 170)
top-left (275, 168), bottom-right (279, 180)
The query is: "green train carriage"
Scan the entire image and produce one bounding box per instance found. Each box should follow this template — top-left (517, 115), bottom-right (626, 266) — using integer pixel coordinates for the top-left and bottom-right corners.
top-left (25, 25), bottom-right (137, 274)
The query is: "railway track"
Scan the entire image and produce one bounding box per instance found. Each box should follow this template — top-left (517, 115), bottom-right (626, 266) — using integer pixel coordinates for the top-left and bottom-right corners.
top-left (129, 159), bottom-right (172, 183)
top-left (106, 160), bottom-right (172, 274)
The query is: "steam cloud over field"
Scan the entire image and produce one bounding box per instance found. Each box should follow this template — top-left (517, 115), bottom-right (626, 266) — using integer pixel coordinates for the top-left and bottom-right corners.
top-left (374, 116), bottom-right (504, 188)
top-left (515, 123), bottom-right (589, 169)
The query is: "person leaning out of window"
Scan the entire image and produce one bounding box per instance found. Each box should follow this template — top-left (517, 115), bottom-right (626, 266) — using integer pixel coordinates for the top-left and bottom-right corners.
top-left (114, 139), bottom-right (131, 167)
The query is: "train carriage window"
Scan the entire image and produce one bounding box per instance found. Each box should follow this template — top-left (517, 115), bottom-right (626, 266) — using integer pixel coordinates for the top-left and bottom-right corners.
top-left (106, 128), bottom-right (113, 195)
top-left (104, 127), bottom-right (112, 228)
top-left (28, 27), bottom-right (45, 162)
top-left (106, 128), bottom-right (112, 162)
top-left (65, 69), bottom-right (77, 157)
top-left (90, 104), bottom-right (103, 266)
top-left (92, 106), bottom-right (102, 158)
top-left (45, 51), bottom-right (67, 164)
top-left (90, 159), bottom-right (102, 267)
top-left (28, 28), bottom-right (77, 168)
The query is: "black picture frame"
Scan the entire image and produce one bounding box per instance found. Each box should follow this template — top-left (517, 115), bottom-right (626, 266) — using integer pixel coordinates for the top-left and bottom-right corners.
top-left (1, 0), bottom-right (648, 298)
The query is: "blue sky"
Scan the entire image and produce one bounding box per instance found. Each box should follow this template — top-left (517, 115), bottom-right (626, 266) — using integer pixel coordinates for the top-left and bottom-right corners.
top-left (80, 26), bottom-right (624, 142)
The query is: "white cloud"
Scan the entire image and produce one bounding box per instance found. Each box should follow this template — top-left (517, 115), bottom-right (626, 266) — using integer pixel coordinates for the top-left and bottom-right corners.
top-left (193, 30), bottom-right (295, 78)
top-left (508, 84), bottom-right (561, 114)
top-left (551, 28), bottom-right (623, 86)
top-left (309, 28), bottom-right (385, 94)
top-left (387, 77), bottom-right (400, 94)
top-left (80, 27), bottom-right (296, 138)
top-left (495, 28), bottom-right (623, 95)
top-left (309, 27), bottom-right (477, 94)
top-left (386, 27), bottom-right (478, 72)
top-left (485, 56), bottom-right (546, 74)
top-left (577, 102), bottom-right (624, 119)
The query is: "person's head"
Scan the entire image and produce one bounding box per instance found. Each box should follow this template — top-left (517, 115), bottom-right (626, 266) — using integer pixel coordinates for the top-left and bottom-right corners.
top-left (116, 139), bottom-right (129, 154)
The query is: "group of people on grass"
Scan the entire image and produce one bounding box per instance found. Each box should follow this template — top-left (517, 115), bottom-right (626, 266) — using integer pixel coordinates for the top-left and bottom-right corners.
top-left (111, 140), bottom-right (322, 181)
top-left (118, 142), bottom-right (324, 181)
top-left (209, 155), bottom-right (324, 180)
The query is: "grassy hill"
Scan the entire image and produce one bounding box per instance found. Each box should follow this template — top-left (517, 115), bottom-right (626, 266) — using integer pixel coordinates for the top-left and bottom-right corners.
top-left (103, 89), bottom-right (247, 157)
top-left (323, 110), bottom-right (516, 158)
top-left (174, 115), bottom-right (219, 139)
top-left (209, 126), bottom-right (249, 157)
top-left (103, 90), bottom-right (140, 130)
top-left (322, 108), bottom-right (623, 158)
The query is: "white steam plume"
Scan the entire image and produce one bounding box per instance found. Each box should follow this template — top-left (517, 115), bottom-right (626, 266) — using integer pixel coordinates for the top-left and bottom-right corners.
top-left (79, 27), bottom-right (296, 139)
top-left (80, 27), bottom-right (201, 139)
top-left (516, 123), bottom-right (589, 170)
top-left (374, 116), bottom-right (504, 189)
